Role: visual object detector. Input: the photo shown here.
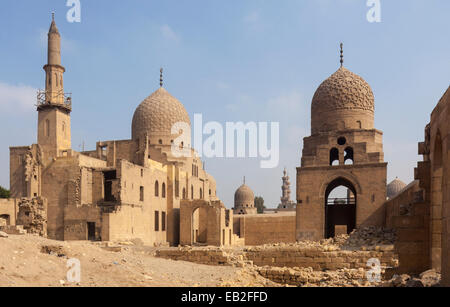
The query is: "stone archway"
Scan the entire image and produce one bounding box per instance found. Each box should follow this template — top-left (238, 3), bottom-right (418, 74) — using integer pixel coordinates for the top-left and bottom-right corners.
top-left (191, 206), bottom-right (207, 244)
top-left (431, 132), bottom-right (443, 271)
top-left (324, 177), bottom-right (357, 238)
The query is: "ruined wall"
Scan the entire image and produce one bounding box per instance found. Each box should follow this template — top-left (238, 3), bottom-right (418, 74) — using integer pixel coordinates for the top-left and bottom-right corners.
top-left (156, 245), bottom-right (399, 273)
top-left (16, 197), bottom-right (47, 237)
top-left (427, 86), bottom-right (450, 286)
top-left (180, 200), bottom-right (234, 246)
top-left (384, 181), bottom-right (430, 274)
top-left (102, 160), bottom-right (168, 245)
top-left (234, 213), bottom-right (296, 246)
top-left (296, 164), bottom-right (387, 241)
top-left (63, 205), bottom-right (101, 240)
top-left (244, 246), bottom-right (397, 271)
top-left (9, 145), bottom-right (42, 199)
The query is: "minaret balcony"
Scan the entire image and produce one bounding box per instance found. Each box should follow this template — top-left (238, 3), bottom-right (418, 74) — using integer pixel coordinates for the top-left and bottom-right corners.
top-left (37, 90), bottom-right (72, 112)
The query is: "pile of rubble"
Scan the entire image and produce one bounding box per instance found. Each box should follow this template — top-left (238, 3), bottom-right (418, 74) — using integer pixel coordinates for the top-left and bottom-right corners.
top-left (253, 227), bottom-right (397, 252)
top-left (382, 270), bottom-right (441, 287)
top-left (339, 226), bottom-right (397, 250)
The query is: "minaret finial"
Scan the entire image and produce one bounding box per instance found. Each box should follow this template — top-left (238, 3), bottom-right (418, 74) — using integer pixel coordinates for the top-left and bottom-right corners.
top-left (340, 42), bottom-right (344, 67)
top-left (52, 12), bottom-right (55, 21)
top-left (160, 68), bottom-right (163, 87)
top-left (243, 176), bottom-right (246, 184)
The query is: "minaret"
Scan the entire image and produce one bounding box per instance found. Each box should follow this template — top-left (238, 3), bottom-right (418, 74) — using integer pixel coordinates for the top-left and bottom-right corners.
top-left (280, 168), bottom-right (291, 204)
top-left (37, 13), bottom-right (72, 159)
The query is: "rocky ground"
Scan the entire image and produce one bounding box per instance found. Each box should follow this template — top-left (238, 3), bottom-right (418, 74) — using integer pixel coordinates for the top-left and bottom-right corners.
top-left (0, 233), bottom-right (272, 287)
top-left (0, 228), bottom-right (441, 287)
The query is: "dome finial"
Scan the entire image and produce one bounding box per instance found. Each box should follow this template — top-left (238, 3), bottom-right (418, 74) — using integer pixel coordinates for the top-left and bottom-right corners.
top-left (340, 42), bottom-right (344, 67)
top-left (243, 176), bottom-right (246, 184)
top-left (160, 68), bottom-right (163, 87)
top-left (52, 12), bottom-right (55, 22)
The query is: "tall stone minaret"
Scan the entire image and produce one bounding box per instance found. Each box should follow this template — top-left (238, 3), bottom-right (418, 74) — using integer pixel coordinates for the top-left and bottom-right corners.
top-left (280, 168), bottom-right (291, 204)
top-left (37, 13), bottom-right (72, 159)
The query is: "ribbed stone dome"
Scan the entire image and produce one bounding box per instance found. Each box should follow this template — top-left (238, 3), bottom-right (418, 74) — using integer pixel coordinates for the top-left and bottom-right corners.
top-left (311, 66), bottom-right (375, 134)
top-left (234, 184), bottom-right (255, 206)
top-left (387, 178), bottom-right (407, 199)
top-left (132, 87), bottom-right (191, 144)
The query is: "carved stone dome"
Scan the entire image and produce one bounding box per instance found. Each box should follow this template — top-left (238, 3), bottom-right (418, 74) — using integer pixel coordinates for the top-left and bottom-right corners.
top-left (387, 178), bottom-right (407, 199)
top-left (132, 87), bottom-right (191, 145)
top-left (311, 66), bottom-right (375, 134)
top-left (234, 184), bottom-right (255, 207)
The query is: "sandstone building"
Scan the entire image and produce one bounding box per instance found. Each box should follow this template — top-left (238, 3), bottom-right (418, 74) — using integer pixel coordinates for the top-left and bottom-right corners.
top-left (384, 86), bottom-right (450, 285)
top-left (8, 16), bottom-right (222, 246)
top-left (296, 46), bottom-right (387, 241)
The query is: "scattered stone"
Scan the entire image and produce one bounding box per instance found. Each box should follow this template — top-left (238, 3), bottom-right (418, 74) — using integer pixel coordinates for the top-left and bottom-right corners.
top-left (40, 245), bottom-right (66, 257)
top-left (0, 231), bottom-right (8, 238)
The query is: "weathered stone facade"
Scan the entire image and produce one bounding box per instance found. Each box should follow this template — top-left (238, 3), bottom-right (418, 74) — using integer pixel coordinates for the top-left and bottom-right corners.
top-left (8, 17), bottom-right (221, 247)
top-left (296, 59), bottom-right (387, 241)
top-left (180, 199), bottom-right (238, 246)
top-left (16, 197), bottom-right (47, 236)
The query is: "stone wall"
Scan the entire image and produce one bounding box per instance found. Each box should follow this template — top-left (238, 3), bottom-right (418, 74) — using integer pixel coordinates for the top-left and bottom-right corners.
top-left (384, 180), bottom-right (430, 274)
top-left (234, 213), bottom-right (296, 246)
top-left (16, 197), bottom-right (47, 237)
top-left (156, 244), bottom-right (398, 273)
top-left (180, 199), bottom-right (234, 246)
top-left (156, 247), bottom-right (232, 265)
top-left (243, 245), bottom-right (398, 270)
top-left (0, 199), bottom-right (18, 226)
top-left (425, 86), bottom-right (450, 285)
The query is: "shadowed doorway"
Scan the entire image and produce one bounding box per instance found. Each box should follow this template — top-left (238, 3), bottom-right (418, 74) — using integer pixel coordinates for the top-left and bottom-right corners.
top-left (325, 177), bottom-right (357, 238)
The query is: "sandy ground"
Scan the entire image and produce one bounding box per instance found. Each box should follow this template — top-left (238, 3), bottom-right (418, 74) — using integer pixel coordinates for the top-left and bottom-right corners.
top-left (0, 234), bottom-right (272, 287)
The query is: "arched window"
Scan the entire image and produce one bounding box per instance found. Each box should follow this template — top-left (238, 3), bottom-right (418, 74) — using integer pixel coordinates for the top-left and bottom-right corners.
top-left (45, 119), bottom-right (50, 137)
top-left (162, 183), bottom-right (166, 198)
top-left (200, 188), bottom-right (203, 199)
top-left (191, 185), bottom-right (194, 200)
top-left (330, 148), bottom-right (339, 166)
top-left (62, 121), bottom-right (66, 137)
top-left (344, 147), bottom-right (354, 165)
top-left (182, 188), bottom-right (186, 199)
top-left (155, 181), bottom-right (159, 197)
top-left (159, 139), bottom-right (163, 145)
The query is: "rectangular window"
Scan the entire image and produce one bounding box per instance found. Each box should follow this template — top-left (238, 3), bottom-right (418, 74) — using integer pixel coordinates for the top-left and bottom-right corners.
top-left (162, 211), bottom-right (166, 231)
top-left (140, 186), bottom-right (144, 201)
top-left (175, 180), bottom-right (179, 198)
top-left (154, 211), bottom-right (159, 231)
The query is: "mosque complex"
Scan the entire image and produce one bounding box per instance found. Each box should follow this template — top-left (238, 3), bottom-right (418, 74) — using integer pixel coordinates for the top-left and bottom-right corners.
top-left (1, 16), bottom-right (450, 285)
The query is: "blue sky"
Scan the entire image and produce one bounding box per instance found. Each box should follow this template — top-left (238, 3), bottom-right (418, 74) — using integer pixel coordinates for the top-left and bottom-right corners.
top-left (0, 0), bottom-right (449, 208)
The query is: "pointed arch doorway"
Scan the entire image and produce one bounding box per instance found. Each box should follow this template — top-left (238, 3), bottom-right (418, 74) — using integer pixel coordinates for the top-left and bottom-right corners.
top-left (325, 177), bottom-right (357, 238)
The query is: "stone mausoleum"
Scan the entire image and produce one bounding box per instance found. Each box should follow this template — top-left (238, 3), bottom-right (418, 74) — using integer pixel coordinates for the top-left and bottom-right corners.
top-left (6, 16), bottom-right (232, 247)
top-left (296, 46), bottom-right (387, 240)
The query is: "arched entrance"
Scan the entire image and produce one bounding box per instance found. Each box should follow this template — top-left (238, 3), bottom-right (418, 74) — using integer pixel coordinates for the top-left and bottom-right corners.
top-left (191, 207), bottom-right (207, 245)
top-left (324, 177), bottom-right (357, 238)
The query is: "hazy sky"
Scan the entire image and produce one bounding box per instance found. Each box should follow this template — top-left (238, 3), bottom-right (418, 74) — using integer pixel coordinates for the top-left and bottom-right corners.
top-left (0, 0), bottom-right (449, 208)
